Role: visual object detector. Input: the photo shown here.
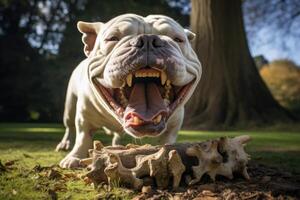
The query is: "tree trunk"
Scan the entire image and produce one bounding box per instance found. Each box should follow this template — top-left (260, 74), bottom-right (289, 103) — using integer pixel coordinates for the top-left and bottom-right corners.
top-left (184, 0), bottom-right (292, 129)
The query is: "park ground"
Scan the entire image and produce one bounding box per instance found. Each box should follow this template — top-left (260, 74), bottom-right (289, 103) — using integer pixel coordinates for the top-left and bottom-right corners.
top-left (0, 123), bottom-right (300, 199)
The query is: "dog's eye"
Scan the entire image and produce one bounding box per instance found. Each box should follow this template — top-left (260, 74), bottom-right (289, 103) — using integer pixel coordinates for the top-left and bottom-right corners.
top-left (173, 37), bottom-right (184, 43)
top-left (105, 36), bottom-right (119, 42)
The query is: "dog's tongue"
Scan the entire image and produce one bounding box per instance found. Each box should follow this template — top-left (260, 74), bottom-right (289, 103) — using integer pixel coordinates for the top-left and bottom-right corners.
top-left (124, 83), bottom-right (167, 121)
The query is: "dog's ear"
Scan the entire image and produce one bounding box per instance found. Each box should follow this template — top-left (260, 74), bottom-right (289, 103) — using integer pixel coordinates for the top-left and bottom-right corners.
top-left (77, 21), bottom-right (103, 57)
top-left (184, 29), bottom-right (196, 41)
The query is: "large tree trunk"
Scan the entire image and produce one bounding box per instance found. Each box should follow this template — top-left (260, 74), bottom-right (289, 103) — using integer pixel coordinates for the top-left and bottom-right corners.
top-left (184, 0), bottom-right (292, 129)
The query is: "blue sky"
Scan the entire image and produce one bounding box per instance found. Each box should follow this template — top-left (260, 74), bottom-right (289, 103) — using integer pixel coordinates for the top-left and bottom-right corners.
top-left (168, 0), bottom-right (300, 65)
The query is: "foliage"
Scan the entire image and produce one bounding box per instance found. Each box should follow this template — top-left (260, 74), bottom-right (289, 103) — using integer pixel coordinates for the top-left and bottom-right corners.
top-left (0, 0), bottom-right (187, 122)
top-left (260, 59), bottom-right (300, 113)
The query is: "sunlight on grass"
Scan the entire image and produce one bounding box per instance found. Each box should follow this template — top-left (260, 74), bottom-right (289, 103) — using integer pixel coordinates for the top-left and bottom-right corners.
top-left (1, 127), bottom-right (64, 133)
top-left (0, 123), bottom-right (299, 199)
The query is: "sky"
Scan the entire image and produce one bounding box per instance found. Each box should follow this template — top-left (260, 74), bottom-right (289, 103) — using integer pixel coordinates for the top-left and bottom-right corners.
top-left (168, 0), bottom-right (300, 65)
top-left (28, 0), bottom-right (300, 65)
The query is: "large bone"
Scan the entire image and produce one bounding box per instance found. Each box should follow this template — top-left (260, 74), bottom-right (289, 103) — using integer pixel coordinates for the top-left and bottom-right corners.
top-left (217, 136), bottom-right (251, 180)
top-left (186, 140), bottom-right (223, 185)
top-left (82, 135), bottom-right (251, 190)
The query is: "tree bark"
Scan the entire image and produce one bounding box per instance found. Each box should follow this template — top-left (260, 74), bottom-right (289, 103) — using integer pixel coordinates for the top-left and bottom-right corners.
top-left (184, 0), bottom-right (292, 129)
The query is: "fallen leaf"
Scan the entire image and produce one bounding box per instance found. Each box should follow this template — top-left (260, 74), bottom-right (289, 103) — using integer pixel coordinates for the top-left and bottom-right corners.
top-left (47, 169), bottom-right (62, 180)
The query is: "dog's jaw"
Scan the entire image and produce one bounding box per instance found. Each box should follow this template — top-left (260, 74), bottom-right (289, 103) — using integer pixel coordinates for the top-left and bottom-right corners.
top-left (85, 14), bottom-right (202, 138)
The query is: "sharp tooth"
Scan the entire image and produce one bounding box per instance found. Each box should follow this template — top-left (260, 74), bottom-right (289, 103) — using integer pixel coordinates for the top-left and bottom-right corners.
top-left (126, 74), bottom-right (132, 87)
top-left (164, 99), bottom-right (170, 106)
top-left (153, 114), bottom-right (162, 124)
top-left (166, 80), bottom-right (171, 86)
top-left (133, 116), bottom-right (139, 124)
top-left (156, 115), bottom-right (162, 122)
top-left (133, 116), bottom-right (143, 125)
top-left (161, 71), bottom-right (167, 85)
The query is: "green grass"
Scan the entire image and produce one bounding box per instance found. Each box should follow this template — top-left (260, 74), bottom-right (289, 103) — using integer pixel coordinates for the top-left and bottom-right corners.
top-left (0, 123), bottom-right (300, 199)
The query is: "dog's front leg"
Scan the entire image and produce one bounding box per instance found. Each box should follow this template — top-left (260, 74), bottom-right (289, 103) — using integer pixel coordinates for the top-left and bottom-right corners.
top-left (59, 117), bottom-right (93, 168)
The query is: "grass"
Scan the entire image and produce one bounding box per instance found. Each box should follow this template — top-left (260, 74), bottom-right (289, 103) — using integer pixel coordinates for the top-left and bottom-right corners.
top-left (0, 123), bottom-right (300, 199)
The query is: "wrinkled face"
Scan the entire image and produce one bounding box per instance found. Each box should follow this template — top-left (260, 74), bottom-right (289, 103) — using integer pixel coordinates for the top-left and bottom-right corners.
top-left (78, 14), bottom-right (201, 138)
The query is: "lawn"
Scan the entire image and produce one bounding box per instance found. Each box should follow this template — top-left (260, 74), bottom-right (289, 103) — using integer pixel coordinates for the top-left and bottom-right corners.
top-left (0, 123), bottom-right (299, 199)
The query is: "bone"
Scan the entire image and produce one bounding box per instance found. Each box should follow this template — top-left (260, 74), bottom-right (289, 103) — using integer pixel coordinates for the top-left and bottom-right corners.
top-left (79, 158), bottom-right (93, 166)
top-left (186, 140), bottom-right (223, 184)
top-left (81, 135), bottom-right (251, 190)
top-left (104, 153), bottom-right (144, 190)
top-left (168, 150), bottom-right (185, 188)
top-left (93, 140), bottom-right (104, 151)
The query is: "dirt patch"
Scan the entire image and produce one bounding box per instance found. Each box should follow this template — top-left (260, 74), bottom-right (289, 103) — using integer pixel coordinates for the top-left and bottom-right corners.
top-left (3, 159), bottom-right (298, 199)
top-left (130, 161), bottom-right (300, 200)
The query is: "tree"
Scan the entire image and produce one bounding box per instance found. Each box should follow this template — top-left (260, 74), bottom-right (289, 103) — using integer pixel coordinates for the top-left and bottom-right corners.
top-left (184, 0), bottom-right (293, 129)
top-left (0, 0), bottom-right (187, 122)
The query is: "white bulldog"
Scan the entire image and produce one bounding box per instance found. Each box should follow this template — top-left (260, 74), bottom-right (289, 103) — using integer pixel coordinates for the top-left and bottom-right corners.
top-left (56, 14), bottom-right (202, 168)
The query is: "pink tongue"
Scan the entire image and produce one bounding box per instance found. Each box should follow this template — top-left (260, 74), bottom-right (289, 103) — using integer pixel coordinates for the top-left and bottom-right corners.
top-left (124, 83), bottom-right (167, 121)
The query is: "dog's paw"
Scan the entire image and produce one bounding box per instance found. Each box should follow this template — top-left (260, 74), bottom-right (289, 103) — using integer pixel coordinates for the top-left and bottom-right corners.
top-left (55, 140), bottom-right (71, 152)
top-left (59, 155), bottom-right (81, 168)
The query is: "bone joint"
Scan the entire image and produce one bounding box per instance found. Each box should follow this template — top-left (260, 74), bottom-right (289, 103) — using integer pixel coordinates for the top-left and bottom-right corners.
top-left (82, 135), bottom-right (251, 190)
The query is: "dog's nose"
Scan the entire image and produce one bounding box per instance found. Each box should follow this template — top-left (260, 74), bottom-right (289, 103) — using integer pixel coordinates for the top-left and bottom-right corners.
top-left (131, 34), bottom-right (164, 49)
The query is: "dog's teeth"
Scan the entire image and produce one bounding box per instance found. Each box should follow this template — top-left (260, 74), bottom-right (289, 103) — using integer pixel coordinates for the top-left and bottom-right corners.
top-left (153, 114), bottom-right (162, 124)
top-left (164, 80), bottom-right (171, 105)
top-left (126, 74), bottom-right (132, 87)
top-left (164, 98), bottom-right (170, 106)
top-left (133, 116), bottom-right (142, 125)
top-left (133, 116), bottom-right (138, 124)
top-left (157, 114), bottom-right (162, 123)
top-left (161, 71), bottom-right (167, 85)
top-left (166, 80), bottom-right (171, 86)
top-left (119, 88), bottom-right (128, 107)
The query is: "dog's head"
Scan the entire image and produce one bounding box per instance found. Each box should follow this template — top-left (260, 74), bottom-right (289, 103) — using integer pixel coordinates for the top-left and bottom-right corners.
top-left (78, 14), bottom-right (202, 138)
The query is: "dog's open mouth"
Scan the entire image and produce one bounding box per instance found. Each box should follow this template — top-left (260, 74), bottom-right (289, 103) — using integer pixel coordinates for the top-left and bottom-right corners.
top-left (94, 67), bottom-right (193, 137)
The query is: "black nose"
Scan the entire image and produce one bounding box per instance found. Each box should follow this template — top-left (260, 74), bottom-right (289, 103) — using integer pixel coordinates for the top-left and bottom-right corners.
top-left (131, 34), bottom-right (164, 49)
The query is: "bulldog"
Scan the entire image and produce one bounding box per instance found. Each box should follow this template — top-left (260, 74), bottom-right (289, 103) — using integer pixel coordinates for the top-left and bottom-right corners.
top-left (56, 14), bottom-right (202, 168)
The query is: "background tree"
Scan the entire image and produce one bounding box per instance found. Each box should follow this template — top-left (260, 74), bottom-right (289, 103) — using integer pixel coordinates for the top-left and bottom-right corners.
top-left (0, 0), bottom-right (187, 122)
top-left (184, 0), bottom-right (293, 129)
